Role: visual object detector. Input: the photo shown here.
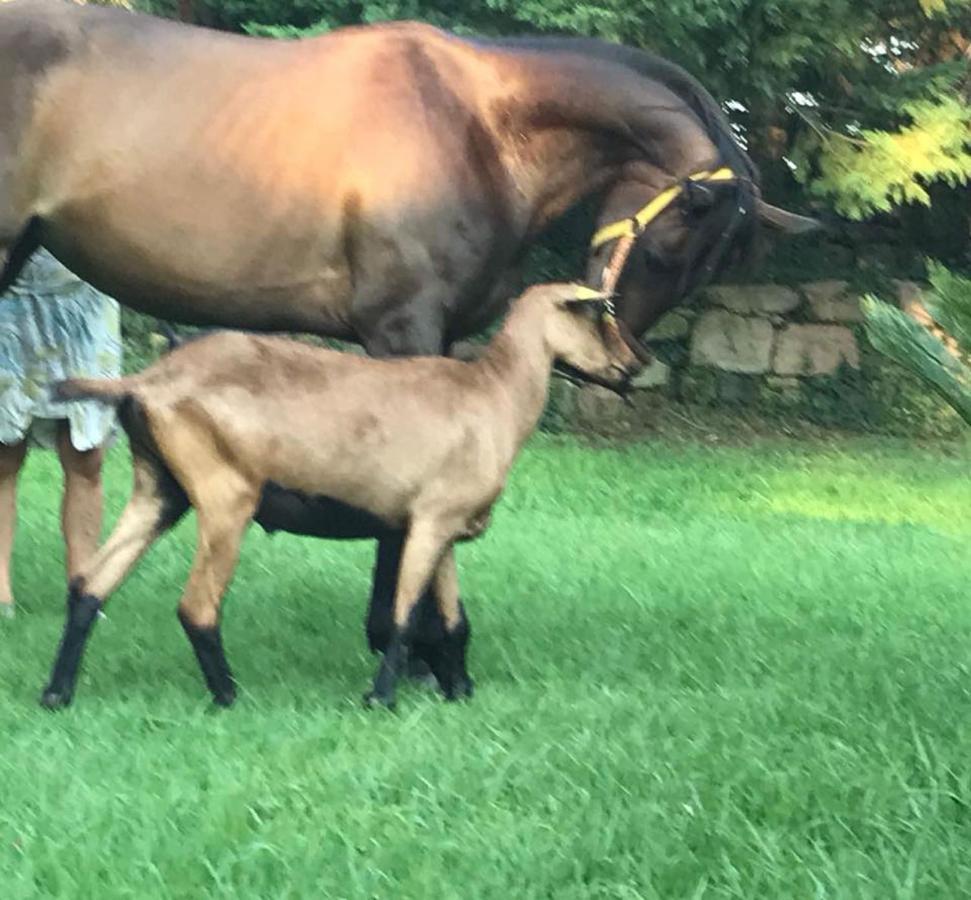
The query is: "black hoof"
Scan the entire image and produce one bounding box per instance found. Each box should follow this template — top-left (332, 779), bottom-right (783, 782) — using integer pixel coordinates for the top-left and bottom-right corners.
top-left (212, 690), bottom-right (236, 708)
top-left (362, 690), bottom-right (396, 711)
top-left (40, 689), bottom-right (71, 711)
top-left (442, 676), bottom-right (474, 702)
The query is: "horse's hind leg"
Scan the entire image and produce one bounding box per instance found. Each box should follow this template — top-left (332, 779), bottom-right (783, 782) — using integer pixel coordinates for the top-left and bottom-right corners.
top-left (41, 455), bottom-right (189, 709)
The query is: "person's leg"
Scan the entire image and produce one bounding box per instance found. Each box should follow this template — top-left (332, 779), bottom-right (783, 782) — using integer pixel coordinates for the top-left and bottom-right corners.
top-left (0, 439), bottom-right (27, 615)
top-left (56, 421), bottom-right (104, 582)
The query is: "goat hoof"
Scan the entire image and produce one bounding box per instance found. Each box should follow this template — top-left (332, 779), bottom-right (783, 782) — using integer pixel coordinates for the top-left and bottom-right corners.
top-left (362, 690), bottom-right (396, 712)
top-left (40, 689), bottom-right (71, 711)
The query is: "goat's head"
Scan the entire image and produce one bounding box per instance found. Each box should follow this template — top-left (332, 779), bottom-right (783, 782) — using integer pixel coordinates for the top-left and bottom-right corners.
top-left (529, 283), bottom-right (649, 393)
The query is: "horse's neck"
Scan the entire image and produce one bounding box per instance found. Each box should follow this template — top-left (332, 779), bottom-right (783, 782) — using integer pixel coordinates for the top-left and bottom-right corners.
top-left (493, 49), bottom-right (719, 232)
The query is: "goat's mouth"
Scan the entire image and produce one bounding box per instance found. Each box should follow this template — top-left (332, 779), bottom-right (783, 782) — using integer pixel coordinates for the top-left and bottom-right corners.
top-left (553, 361), bottom-right (634, 400)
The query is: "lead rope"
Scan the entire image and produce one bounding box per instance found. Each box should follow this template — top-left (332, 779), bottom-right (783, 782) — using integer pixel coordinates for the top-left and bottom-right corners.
top-left (599, 233), bottom-right (637, 297)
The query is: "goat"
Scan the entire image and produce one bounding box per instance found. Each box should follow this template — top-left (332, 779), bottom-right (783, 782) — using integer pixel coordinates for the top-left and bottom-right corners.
top-left (39, 283), bottom-right (645, 710)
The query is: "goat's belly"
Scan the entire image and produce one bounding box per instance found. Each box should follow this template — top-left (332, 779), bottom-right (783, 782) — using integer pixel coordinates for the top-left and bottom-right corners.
top-left (253, 482), bottom-right (396, 540)
top-left (264, 459), bottom-right (414, 530)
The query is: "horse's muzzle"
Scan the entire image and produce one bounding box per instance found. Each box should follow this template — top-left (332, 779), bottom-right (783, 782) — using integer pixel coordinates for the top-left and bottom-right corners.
top-left (617, 319), bottom-right (653, 365)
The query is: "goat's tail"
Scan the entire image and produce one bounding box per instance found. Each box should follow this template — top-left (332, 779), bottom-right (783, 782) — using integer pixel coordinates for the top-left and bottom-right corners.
top-left (52, 376), bottom-right (133, 406)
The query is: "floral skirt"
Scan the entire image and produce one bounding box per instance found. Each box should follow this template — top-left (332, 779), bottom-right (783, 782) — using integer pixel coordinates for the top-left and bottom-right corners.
top-left (0, 249), bottom-right (122, 451)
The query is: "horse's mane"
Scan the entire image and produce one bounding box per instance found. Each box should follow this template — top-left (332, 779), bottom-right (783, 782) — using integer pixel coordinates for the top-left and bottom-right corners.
top-left (466, 34), bottom-right (759, 189)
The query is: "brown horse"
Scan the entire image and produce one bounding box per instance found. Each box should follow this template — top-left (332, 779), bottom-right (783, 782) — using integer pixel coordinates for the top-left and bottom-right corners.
top-left (0, 0), bottom-right (815, 670)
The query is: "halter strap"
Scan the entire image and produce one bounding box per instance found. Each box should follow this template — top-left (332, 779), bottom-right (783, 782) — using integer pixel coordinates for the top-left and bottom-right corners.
top-left (590, 167), bottom-right (736, 251)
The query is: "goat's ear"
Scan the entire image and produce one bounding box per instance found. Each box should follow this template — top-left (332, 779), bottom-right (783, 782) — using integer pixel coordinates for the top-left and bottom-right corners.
top-left (560, 285), bottom-right (610, 309)
top-left (563, 297), bottom-right (608, 316)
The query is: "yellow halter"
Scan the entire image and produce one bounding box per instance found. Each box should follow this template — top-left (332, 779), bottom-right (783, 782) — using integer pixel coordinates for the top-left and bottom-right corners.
top-left (590, 167), bottom-right (736, 251)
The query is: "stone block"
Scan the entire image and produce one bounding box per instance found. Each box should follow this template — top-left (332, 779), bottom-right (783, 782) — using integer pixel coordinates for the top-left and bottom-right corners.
top-left (773, 324), bottom-right (860, 376)
top-left (644, 311), bottom-right (691, 341)
top-left (804, 280), bottom-right (863, 323)
top-left (705, 284), bottom-right (801, 316)
top-left (690, 309), bottom-right (774, 374)
top-left (574, 384), bottom-right (626, 428)
top-left (630, 358), bottom-right (670, 389)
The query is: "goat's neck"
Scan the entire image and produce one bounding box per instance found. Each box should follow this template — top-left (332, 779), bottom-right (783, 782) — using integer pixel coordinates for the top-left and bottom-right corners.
top-left (477, 301), bottom-right (555, 449)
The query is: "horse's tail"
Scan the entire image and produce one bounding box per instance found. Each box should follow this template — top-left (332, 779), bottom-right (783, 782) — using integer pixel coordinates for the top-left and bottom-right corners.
top-left (52, 376), bottom-right (133, 405)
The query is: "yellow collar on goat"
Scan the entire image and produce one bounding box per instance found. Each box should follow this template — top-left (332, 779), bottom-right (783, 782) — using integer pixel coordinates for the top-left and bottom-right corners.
top-left (570, 284), bottom-right (618, 321)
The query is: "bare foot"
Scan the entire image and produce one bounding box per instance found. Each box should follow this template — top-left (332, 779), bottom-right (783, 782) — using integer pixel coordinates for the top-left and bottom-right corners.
top-left (0, 602), bottom-right (13, 619)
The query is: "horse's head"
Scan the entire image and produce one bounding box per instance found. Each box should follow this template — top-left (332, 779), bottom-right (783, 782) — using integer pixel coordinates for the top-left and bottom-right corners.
top-left (586, 168), bottom-right (820, 341)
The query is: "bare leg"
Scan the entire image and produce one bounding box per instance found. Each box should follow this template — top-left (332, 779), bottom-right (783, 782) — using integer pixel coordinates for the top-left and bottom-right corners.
top-left (40, 456), bottom-right (189, 709)
top-left (56, 421), bottom-right (104, 581)
top-left (365, 521), bottom-right (452, 710)
top-left (0, 439), bottom-right (27, 615)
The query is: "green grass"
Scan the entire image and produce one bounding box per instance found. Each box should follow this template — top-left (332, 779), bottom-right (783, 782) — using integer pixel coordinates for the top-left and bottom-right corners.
top-left (2, 434), bottom-right (971, 898)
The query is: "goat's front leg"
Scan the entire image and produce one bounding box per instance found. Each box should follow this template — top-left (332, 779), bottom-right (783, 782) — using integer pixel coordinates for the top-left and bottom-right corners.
top-left (418, 548), bottom-right (473, 701)
top-left (366, 534), bottom-right (440, 684)
top-left (360, 297), bottom-right (458, 685)
top-left (364, 522), bottom-right (452, 711)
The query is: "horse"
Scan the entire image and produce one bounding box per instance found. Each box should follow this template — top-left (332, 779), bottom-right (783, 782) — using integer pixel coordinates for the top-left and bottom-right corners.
top-left (0, 0), bottom-right (817, 670)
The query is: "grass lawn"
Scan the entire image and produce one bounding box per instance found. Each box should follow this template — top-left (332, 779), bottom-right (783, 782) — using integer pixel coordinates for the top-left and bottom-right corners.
top-left (1, 433), bottom-right (970, 898)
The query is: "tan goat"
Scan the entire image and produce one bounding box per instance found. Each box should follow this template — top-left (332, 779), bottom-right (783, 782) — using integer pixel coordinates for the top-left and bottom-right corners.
top-left (40, 282), bottom-right (644, 710)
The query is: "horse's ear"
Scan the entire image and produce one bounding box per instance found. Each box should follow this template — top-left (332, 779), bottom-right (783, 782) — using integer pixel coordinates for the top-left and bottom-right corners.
top-left (756, 200), bottom-right (822, 234)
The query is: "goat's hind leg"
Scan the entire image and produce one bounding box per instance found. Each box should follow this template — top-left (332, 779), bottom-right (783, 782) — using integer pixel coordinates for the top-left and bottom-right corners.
top-left (41, 456), bottom-right (188, 709)
top-left (175, 481), bottom-right (258, 708)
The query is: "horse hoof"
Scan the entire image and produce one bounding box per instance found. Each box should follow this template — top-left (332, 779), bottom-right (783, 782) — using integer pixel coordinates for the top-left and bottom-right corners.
top-left (362, 690), bottom-right (396, 712)
top-left (40, 689), bottom-right (71, 711)
top-left (443, 677), bottom-right (474, 702)
top-left (211, 690), bottom-right (236, 708)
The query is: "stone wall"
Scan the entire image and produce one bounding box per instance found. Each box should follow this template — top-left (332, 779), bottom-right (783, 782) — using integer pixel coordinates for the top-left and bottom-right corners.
top-left (563, 279), bottom-right (954, 435)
